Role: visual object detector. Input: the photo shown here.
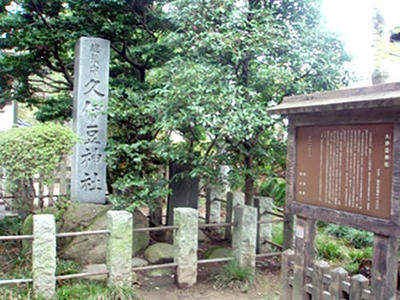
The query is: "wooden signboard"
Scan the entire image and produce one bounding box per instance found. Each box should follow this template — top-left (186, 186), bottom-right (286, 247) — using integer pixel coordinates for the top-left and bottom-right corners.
top-left (296, 123), bottom-right (393, 219)
top-left (268, 82), bottom-right (400, 300)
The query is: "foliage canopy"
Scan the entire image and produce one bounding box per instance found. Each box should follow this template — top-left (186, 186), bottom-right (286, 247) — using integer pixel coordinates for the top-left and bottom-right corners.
top-left (0, 0), bottom-right (351, 207)
top-left (151, 0), bottom-right (350, 204)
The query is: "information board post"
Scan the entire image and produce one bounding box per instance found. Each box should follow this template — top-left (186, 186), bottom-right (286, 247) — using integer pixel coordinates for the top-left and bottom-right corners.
top-left (371, 234), bottom-right (398, 299)
top-left (292, 217), bottom-right (315, 299)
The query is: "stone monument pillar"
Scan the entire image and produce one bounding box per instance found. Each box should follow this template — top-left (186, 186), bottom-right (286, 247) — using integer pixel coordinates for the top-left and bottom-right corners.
top-left (71, 37), bottom-right (110, 203)
top-left (166, 162), bottom-right (199, 225)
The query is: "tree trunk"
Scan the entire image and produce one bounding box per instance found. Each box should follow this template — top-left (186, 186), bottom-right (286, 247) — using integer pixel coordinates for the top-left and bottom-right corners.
top-left (244, 155), bottom-right (255, 206)
top-left (12, 179), bottom-right (35, 219)
top-left (149, 197), bottom-right (163, 226)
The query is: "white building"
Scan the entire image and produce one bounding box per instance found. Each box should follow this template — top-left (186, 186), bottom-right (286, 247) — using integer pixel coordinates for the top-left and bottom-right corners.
top-left (0, 102), bottom-right (16, 132)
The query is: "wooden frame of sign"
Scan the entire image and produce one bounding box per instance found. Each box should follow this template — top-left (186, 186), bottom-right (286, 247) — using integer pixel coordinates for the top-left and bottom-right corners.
top-left (268, 82), bottom-right (400, 299)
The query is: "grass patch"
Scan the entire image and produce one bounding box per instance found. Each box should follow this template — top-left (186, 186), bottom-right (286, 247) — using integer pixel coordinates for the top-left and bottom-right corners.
top-left (57, 280), bottom-right (139, 300)
top-left (316, 234), bottom-right (349, 262)
top-left (262, 296), bottom-right (280, 300)
top-left (0, 216), bottom-right (23, 236)
top-left (316, 226), bottom-right (374, 275)
top-left (344, 262), bottom-right (361, 274)
top-left (0, 216), bottom-right (23, 251)
top-left (0, 280), bottom-right (139, 300)
top-left (56, 259), bottom-right (81, 276)
top-left (0, 286), bottom-right (38, 300)
top-left (271, 222), bottom-right (283, 246)
top-left (323, 224), bottom-right (373, 248)
top-left (214, 260), bottom-right (254, 290)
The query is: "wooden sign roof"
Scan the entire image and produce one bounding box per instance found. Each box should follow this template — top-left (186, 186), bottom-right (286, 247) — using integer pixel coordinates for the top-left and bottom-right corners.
top-left (267, 82), bottom-right (400, 115)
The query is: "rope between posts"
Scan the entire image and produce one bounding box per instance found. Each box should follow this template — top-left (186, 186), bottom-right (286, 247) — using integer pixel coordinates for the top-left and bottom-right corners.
top-left (198, 222), bottom-right (233, 229)
top-left (255, 252), bottom-right (282, 258)
top-left (0, 278), bottom-right (33, 286)
top-left (0, 222), bottom-right (234, 242)
top-left (260, 210), bottom-right (284, 218)
top-left (133, 225), bottom-right (178, 232)
top-left (262, 240), bottom-right (283, 251)
top-left (198, 257), bottom-right (234, 264)
top-left (56, 271), bottom-right (109, 281)
top-left (199, 193), bottom-right (227, 203)
top-left (132, 262), bottom-right (177, 272)
top-left (0, 235), bottom-right (33, 241)
top-left (56, 230), bottom-right (110, 238)
top-left (257, 219), bottom-right (283, 225)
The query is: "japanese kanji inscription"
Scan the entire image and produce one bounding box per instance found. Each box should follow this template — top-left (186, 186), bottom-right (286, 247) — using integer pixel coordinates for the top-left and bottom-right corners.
top-left (71, 37), bottom-right (110, 203)
top-left (296, 123), bottom-right (393, 219)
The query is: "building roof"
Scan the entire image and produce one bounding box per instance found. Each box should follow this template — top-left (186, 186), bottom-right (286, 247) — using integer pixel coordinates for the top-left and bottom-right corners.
top-left (267, 82), bottom-right (400, 115)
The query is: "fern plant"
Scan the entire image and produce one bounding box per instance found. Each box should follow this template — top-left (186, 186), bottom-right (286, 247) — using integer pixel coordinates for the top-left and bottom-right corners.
top-left (259, 177), bottom-right (286, 206)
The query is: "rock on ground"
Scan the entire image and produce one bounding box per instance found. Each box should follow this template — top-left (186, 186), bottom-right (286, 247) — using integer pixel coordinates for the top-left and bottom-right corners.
top-left (203, 247), bottom-right (232, 259)
top-left (147, 268), bottom-right (173, 277)
top-left (132, 257), bottom-right (149, 268)
top-left (81, 264), bottom-right (107, 280)
top-left (42, 203), bottom-right (149, 264)
top-left (144, 243), bottom-right (174, 264)
top-left (198, 229), bottom-right (209, 242)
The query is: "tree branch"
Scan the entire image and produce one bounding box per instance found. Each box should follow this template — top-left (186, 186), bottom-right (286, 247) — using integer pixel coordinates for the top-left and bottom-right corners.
top-left (51, 43), bottom-right (73, 89)
top-left (132, 13), bottom-right (157, 40)
top-left (110, 44), bottom-right (147, 81)
top-left (204, 134), bottom-right (219, 160)
top-left (41, 54), bottom-right (63, 73)
top-left (32, 1), bottom-right (53, 30)
top-left (29, 78), bottom-right (69, 91)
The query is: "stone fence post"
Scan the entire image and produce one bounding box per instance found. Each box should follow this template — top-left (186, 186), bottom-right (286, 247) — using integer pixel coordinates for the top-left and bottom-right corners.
top-left (209, 186), bottom-right (222, 225)
top-left (232, 205), bottom-right (257, 273)
top-left (226, 191), bottom-right (245, 242)
top-left (255, 196), bottom-right (273, 253)
top-left (174, 207), bottom-right (198, 288)
top-left (33, 214), bottom-right (56, 300)
top-left (280, 249), bottom-right (294, 300)
top-left (107, 211), bottom-right (133, 287)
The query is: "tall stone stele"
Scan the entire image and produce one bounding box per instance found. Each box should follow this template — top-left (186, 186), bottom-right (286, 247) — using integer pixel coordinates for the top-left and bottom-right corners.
top-left (71, 37), bottom-right (110, 203)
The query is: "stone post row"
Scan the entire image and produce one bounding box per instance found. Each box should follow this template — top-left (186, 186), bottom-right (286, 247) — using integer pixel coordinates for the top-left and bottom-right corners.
top-left (32, 211), bottom-right (133, 299)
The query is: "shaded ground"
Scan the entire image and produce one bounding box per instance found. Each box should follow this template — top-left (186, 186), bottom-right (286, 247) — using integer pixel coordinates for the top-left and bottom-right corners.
top-left (135, 258), bottom-right (281, 300)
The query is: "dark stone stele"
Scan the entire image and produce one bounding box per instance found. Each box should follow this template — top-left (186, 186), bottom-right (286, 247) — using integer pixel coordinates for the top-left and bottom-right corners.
top-left (166, 162), bottom-right (199, 225)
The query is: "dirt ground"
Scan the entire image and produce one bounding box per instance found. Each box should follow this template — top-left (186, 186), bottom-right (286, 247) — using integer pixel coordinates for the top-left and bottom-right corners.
top-left (135, 258), bottom-right (281, 300)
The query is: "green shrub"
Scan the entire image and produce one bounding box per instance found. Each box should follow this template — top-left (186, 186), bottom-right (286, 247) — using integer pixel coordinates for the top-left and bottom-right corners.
top-left (348, 230), bottom-right (373, 248)
top-left (323, 224), bottom-right (373, 248)
top-left (316, 235), bottom-right (349, 261)
top-left (323, 223), bottom-right (353, 239)
top-left (0, 123), bottom-right (77, 216)
top-left (214, 260), bottom-right (254, 290)
top-left (348, 247), bottom-right (373, 263)
top-left (0, 216), bottom-right (22, 236)
top-left (272, 222), bottom-right (283, 246)
top-left (344, 262), bottom-right (360, 274)
top-left (259, 177), bottom-right (286, 206)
